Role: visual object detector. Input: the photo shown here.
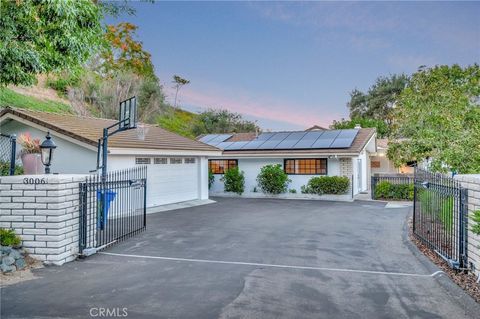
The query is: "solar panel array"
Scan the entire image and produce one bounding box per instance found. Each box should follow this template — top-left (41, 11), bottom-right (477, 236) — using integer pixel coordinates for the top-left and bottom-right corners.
top-left (199, 129), bottom-right (359, 150)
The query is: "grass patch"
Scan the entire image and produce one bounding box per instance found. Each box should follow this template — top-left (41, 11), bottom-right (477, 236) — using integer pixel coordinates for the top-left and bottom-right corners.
top-left (0, 88), bottom-right (72, 113)
top-left (157, 108), bottom-right (198, 138)
top-left (418, 189), bottom-right (454, 231)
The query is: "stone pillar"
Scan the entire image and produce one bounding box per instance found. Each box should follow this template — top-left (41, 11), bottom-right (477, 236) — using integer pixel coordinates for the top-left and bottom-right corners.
top-left (0, 174), bottom-right (87, 265)
top-left (454, 174), bottom-right (480, 276)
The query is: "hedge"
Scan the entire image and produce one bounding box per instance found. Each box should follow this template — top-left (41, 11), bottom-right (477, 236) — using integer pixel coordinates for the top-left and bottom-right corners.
top-left (301, 176), bottom-right (350, 195)
top-left (374, 181), bottom-right (413, 200)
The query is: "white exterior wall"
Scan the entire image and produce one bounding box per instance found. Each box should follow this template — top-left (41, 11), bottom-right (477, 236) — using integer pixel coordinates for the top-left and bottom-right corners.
top-left (210, 157), bottom-right (342, 194)
top-left (0, 120), bottom-right (96, 174)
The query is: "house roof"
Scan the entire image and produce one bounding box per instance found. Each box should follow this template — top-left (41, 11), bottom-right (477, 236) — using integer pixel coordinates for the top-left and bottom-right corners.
top-left (305, 125), bottom-right (328, 131)
top-left (197, 128), bottom-right (376, 156)
top-left (0, 107), bottom-right (219, 152)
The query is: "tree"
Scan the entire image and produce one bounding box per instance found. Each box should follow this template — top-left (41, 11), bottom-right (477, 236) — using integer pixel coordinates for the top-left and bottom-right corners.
top-left (330, 117), bottom-right (389, 138)
top-left (172, 75), bottom-right (190, 107)
top-left (192, 109), bottom-right (260, 136)
top-left (387, 64), bottom-right (480, 174)
top-left (348, 74), bottom-right (409, 123)
top-left (0, 0), bottom-right (104, 86)
top-left (101, 22), bottom-right (155, 77)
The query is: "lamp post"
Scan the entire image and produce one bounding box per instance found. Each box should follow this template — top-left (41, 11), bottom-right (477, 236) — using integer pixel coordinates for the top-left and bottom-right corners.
top-left (40, 132), bottom-right (56, 174)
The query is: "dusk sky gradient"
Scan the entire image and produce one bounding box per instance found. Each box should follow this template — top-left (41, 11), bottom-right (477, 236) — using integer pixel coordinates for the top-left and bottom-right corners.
top-left (110, 1), bottom-right (480, 130)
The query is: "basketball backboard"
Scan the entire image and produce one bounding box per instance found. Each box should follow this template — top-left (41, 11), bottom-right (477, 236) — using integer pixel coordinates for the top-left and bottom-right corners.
top-left (119, 96), bottom-right (137, 130)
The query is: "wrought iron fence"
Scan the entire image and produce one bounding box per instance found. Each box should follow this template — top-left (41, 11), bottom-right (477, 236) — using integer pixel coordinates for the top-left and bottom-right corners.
top-left (79, 166), bottom-right (147, 254)
top-left (0, 133), bottom-right (17, 176)
top-left (413, 168), bottom-right (468, 269)
top-left (371, 175), bottom-right (414, 200)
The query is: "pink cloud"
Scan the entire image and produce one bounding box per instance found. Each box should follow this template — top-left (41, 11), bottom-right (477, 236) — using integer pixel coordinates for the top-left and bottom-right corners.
top-left (164, 85), bottom-right (341, 129)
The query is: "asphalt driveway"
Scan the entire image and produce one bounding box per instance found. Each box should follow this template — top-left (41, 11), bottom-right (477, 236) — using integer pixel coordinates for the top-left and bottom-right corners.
top-left (1, 198), bottom-right (479, 319)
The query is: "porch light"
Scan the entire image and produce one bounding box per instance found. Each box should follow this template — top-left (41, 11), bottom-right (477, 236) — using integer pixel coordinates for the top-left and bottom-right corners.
top-left (40, 132), bottom-right (57, 174)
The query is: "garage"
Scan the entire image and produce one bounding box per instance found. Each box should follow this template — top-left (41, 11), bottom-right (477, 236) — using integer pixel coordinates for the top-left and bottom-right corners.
top-left (0, 108), bottom-right (222, 208)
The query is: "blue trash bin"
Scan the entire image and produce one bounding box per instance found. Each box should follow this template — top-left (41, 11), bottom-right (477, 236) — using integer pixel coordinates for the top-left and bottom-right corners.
top-left (96, 189), bottom-right (116, 229)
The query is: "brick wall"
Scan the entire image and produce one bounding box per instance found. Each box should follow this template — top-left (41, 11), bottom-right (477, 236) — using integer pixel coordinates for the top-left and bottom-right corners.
top-left (0, 174), bottom-right (87, 265)
top-left (454, 174), bottom-right (480, 276)
top-left (339, 158), bottom-right (353, 177)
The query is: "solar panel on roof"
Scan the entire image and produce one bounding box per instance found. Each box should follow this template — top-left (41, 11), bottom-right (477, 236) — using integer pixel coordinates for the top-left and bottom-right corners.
top-left (199, 134), bottom-right (219, 143)
top-left (291, 131), bottom-right (325, 149)
top-left (274, 132), bottom-right (307, 149)
top-left (256, 132), bottom-right (291, 149)
top-left (256, 132), bottom-right (275, 140)
top-left (224, 141), bottom-right (250, 150)
top-left (329, 129), bottom-right (358, 148)
top-left (208, 134), bottom-right (233, 145)
top-left (215, 141), bottom-right (235, 149)
top-left (311, 130), bottom-right (341, 148)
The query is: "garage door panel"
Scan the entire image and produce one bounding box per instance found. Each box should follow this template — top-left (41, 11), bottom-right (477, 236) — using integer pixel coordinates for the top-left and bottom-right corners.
top-left (146, 160), bottom-right (199, 207)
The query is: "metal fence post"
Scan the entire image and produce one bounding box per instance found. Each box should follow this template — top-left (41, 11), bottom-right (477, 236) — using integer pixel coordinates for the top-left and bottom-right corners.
top-left (371, 176), bottom-right (375, 200)
top-left (9, 134), bottom-right (16, 176)
top-left (459, 187), bottom-right (468, 268)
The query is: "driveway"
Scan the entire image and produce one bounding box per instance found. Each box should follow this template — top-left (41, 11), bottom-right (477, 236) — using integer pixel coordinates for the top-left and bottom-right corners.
top-left (1, 198), bottom-right (478, 319)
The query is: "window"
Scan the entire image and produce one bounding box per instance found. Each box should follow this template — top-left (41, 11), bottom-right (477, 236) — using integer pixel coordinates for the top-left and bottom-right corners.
top-left (284, 159), bottom-right (327, 175)
top-left (170, 158), bottom-right (182, 164)
top-left (209, 159), bottom-right (238, 174)
top-left (135, 157), bottom-right (151, 165)
top-left (154, 158), bottom-right (167, 164)
top-left (184, 158), bottom-right (196, 164)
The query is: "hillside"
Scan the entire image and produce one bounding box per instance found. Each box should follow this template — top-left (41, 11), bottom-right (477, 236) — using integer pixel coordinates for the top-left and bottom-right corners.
top-left (0, 86), bottom-right (199, 138)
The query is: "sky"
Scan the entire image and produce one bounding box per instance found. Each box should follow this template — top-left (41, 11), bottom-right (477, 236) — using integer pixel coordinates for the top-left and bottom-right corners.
top-left (109, 1), bottom-right (480, 131)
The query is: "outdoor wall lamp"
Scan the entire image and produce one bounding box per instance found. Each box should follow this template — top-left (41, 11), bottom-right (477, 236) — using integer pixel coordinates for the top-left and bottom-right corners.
top-left (40, 132), bottom-right (57, 174)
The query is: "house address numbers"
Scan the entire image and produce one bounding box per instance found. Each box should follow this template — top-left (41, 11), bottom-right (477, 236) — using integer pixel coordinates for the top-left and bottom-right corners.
top-left (23, 177), bottom-right (47, 184)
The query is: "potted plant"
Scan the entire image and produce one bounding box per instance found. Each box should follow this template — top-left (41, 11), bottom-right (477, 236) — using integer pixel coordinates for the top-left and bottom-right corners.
top-left (17, 133), bottom-right (42, 174)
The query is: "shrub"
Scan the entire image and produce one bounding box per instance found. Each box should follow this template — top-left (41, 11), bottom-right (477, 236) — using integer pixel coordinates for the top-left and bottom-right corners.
top-left (418, 189), bottom-right (454, 231)
top-left (0, 229), bottom-right (21, 247)
top-left (471, 210), bottom-right (480, 235)
top-left (375, 181), bottom-right (413, 200)
top-left (208, 169), bottom-right (214, 189)
top-left (289, 189), bottom-right (297, 194)
top-left (0, 161), bottom-right (23, 176)
top-left (256, 164), bottom-right (291, 194)
top-left (221, 167), bottom-right (245, 195)
top-left (304, 176), bottom-right (350, 195)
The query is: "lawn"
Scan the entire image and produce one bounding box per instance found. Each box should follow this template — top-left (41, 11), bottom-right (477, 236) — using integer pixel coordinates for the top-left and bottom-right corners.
top-left (0, 88), bottom-right (72, 113)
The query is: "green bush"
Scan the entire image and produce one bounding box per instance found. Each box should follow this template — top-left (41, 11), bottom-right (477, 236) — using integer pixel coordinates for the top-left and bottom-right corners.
top-left (0, 228), bottom-right (21, 247)
top-left (256, 164), bottom-right (291, 194)
top-left (208, 169), bottom-right (214, 189)
top-left (374, 181), bottom-right (413, 200)
top-left (289, 189), bottom-right (297, 194)
top-left (47, 74), bottom-right (80, 96)
top-left (303, 176), bottom-right (350, 195)
top-left (471, 210), bottom-right (480, 235)
top-left (221, 167), bottom-right (245, 195)
top-left (0, 161), bottom-right (23, 176)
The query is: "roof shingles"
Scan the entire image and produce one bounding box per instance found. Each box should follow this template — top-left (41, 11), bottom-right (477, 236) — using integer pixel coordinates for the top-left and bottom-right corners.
top-left (0, 107), bottom-right (219, 152)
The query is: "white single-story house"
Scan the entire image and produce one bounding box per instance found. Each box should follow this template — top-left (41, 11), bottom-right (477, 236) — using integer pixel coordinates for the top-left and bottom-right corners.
top-left (198, 127), bottom-right (377, 196)
top-left (0, 107), bottom-right (221, 207)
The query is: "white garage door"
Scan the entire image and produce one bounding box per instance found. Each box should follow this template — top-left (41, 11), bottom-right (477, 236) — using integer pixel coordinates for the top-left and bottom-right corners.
top-left (146, 157), bottom-right (200, 207)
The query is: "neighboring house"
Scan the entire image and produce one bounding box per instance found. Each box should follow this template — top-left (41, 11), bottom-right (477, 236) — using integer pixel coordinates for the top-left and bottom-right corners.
top-left (370, 139), bottom-right (414, 175)
top-left (0, 107), bottom-right (221, 207)
top-left (198, 128), bottom-right (376, 195)
top-left (305, 125), bottom-right (328, 131)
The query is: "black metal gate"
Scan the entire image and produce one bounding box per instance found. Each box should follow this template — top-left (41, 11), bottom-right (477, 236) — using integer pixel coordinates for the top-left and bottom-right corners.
top-left (413, 167), bottom-right (468, 269)
top-left (79, 166), bottom-right (147, 255)
top-left (0, 133), bottom-right (17, 176)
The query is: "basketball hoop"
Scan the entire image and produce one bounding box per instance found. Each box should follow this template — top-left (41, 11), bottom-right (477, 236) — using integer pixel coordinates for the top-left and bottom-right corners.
top-left (136, 124), bottom-right (149, 141)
